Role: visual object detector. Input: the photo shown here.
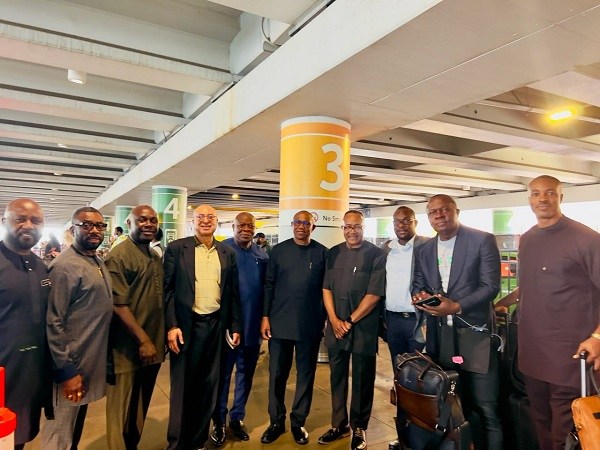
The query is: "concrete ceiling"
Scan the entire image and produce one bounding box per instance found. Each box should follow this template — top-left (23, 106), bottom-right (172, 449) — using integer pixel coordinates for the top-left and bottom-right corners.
top-left (2, 0), bottom-right (600, 225)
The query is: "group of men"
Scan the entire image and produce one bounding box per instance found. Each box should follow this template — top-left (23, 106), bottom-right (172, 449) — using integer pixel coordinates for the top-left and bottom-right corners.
top-left (1, 173), bottom-right (599, 450)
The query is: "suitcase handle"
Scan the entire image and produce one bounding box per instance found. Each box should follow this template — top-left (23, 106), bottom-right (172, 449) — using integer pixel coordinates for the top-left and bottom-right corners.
top-left (579, 351), bottom-right (587, 397)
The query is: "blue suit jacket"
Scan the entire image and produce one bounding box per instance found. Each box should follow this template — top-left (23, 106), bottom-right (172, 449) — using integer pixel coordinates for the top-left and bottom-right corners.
top-left (412, 225), bottom-right (500, 355)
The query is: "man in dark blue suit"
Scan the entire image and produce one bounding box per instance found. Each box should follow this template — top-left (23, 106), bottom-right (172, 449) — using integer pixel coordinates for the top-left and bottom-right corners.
top-left (412, 194), bottom-right (502, 450)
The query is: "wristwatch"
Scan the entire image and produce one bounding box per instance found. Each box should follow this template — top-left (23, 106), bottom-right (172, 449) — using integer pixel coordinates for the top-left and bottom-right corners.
top-left (346, 315), bottom-right (355, 325)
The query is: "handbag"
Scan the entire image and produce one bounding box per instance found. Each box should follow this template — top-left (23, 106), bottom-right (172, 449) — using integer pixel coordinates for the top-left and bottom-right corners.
top-left (566, 353), bottom-right (600, 450)
top-left (391, 352), bottom-right (473, 450)
top-left (438, 322), bottom-right (491, 374)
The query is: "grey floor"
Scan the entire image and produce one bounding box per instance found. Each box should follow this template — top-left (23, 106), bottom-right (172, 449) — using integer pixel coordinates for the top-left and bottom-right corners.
top-left (30, 340), bottom-right (399, 449)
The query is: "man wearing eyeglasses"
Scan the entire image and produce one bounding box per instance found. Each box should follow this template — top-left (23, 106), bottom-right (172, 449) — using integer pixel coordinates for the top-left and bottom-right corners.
top-left (319, 210), bottom-right (385, 450)
top-left (381, 207), bottom-right (429, 368)
top-left (104, 204), bottom-right (165, 450)
top-left (259, 210), bottom-right (327, 445)
top-left (0, 198), bottom-right (50, 450)
top-left (210, 212), bottom-right (268, 446)
top-left (164, 204), bottom-right (241, 450)
top-left (42, 207), bottom-right (113, 449)
top-left (412, 194), bottom-right (502, 450)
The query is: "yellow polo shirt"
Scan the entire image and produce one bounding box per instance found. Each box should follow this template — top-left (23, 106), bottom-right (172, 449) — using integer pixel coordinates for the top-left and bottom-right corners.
top-left (193, 238), bottom-right (221, 314)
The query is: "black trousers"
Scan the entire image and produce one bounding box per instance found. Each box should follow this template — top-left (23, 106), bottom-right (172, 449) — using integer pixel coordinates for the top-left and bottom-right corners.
top-left (167, 314), bottom-right (222, 450)
top-left (328, 348), bottom-right (376, 430)
top-left (267, 336), bottom-right (321, 427)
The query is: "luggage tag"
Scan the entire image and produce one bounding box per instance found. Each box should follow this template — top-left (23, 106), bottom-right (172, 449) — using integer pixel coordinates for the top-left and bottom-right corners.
top-left (452, 355), bottom-right (464, 364)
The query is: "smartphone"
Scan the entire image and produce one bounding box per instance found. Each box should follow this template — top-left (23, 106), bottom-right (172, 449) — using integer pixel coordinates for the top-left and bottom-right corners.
top-left (414, 294), bottom-right (441, 307)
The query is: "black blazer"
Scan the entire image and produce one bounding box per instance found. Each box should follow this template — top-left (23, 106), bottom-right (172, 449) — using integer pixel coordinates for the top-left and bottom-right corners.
top-left (412, 225), bottom-right (500, 354)
top-left (164, 236), bottom-right (241, 352)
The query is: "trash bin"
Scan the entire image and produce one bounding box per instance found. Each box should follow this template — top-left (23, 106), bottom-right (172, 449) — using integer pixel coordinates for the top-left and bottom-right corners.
top-left (0, 368), bottom-right (16, 449)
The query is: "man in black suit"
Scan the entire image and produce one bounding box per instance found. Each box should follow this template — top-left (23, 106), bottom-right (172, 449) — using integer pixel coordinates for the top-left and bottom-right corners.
top-left (164, 204), bottom-right (241, 450)
top-left (412, 194), bottom-right (502, 450)
top-left (259, 210), bottom-right (327, 445)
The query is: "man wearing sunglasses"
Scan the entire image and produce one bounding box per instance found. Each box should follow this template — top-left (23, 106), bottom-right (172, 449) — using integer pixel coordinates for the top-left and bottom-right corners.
top-left (42, 207), bottom-right (113, 449)
top-left (260, 210), bottom-right (327, 445)
top-left (319, 210), bottom-right (386, 450)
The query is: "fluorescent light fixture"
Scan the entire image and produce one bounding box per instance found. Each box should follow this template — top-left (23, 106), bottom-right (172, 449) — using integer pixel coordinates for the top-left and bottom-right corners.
top-left (67, 69), bottom-right (86, 84)
top-left (231, 193), bottom-right (240, 200)
top-left (549, 109), bottom-right (573, 121)
top-left (57, 143), bottom-right (68, 148)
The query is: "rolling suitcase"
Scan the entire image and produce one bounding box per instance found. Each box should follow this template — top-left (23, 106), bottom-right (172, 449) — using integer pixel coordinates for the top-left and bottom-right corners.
top-left (567, 352), bottom-right (600, 450)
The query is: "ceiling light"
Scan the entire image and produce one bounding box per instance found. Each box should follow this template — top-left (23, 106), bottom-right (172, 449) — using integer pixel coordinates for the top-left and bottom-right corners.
top-left (57, 142), bottom-right (68, 148)
top-left (53, 172), bottom-right (62, 176)
top-left (231, 193), bottom-right (240, 200)
top-left (67, 69), bottom-right (86, 84)
top-left (548, 109), bottom-right (573, 121)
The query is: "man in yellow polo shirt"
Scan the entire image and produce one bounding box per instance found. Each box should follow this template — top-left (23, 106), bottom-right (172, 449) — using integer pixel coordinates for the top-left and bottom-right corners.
top-left (164, 204), bottom-right (241, 450)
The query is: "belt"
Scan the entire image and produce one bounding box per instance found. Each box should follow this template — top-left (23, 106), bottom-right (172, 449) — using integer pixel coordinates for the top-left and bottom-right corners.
top-left (192, 310), bottom-right (220, 321)
top-left (388, 311), bottom-right (416, 318)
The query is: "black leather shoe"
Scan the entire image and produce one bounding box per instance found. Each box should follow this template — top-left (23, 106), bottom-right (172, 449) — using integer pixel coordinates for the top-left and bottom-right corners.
top-left (317, 426), bottom-right (350, 444)
top-left (229, 419), bottom-right (250, 441)
top-left (210, 424), bottom-right (226, 447)
top-left (351, 428), bottom-right (367, 450)
top-left (291, 426), bottom-right (309, 445)
top-left (260, 422), bottom-right (285, 444)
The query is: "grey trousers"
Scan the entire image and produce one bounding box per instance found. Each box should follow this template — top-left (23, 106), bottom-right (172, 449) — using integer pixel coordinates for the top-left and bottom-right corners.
top-left (41, 403), bottom-right (88, 450)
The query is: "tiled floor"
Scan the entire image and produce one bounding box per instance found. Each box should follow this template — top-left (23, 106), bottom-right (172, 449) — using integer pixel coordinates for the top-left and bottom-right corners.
top-left (30, 341), bottom-right (399, 449)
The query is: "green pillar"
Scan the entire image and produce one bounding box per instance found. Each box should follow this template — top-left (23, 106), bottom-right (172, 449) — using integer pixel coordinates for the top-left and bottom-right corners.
top-left (493, 209), bottom-right (513, 234)
top-left (377, 217), bottom-right (392, 238)
top-left (114, 206), bottom-right (133, 235)
top-left (101, 215), bottom-right (113, 248)
top-left (152, 185), bottom-right (187, 246)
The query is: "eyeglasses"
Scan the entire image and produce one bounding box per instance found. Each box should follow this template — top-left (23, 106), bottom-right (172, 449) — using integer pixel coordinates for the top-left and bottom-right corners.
top-left (341, 224), bottom-right (364, 231)
top-left (194, 214), bottom-right (217, 221)
top-left (393, 218), bottom-right (415, 226)
top-left (292, 219), bottom-right (311, 227)
top-left (427, 206), bottom-right (454, 217)
top-left (73, 221), bottom-right (108, 231)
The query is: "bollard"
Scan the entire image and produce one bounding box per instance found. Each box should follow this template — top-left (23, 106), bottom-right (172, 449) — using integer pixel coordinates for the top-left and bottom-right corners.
top-left (0, 368), bottom-right (16, 449)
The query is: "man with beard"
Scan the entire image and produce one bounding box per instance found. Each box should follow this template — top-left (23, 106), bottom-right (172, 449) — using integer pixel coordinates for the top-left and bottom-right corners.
top-left (412, 194), bottom-right (502, 450)
top-left (164, 204), bottom-right (241, 450)
top-left (42, 207), bottom-right (113, 449)
top-left (104, 205), bottom-right (165, 450)
top-left (259, 210), bottom-right (327, 446)
top-left (211, 212), bottom-right (268, 446)
top-left (0, 198), bottom-right (51, 449)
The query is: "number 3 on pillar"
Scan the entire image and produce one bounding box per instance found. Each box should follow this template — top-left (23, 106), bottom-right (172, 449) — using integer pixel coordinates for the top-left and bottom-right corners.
top-left (320, 143), bottom-right (343, 192)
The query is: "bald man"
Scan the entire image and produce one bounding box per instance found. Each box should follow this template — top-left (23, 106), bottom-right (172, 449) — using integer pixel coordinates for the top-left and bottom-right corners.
top-left (164, 205), bottom-right (241, 450)
top-left (104, 205), bottom-right (165, 450)
top-left (0, 198), bottom-right (51, 449)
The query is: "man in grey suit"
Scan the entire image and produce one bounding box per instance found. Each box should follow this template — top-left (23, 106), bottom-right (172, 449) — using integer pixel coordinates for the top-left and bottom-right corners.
top-left (164, 204), bottom-right (241, 450)
top-left (412, 194), bottom-right (502, 450)
top-left (42, 206), bottom-right (113, 449)
top-left (381, 206), bottom-right (429, 365)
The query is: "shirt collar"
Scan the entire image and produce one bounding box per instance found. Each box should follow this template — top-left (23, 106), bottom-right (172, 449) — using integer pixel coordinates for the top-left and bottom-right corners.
top-left (389, 235), bottom-right (416, 251)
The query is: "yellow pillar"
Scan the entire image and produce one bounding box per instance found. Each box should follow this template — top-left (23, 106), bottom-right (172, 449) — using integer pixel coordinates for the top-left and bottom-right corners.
top-left (280, 116), bottom-right (350, 247)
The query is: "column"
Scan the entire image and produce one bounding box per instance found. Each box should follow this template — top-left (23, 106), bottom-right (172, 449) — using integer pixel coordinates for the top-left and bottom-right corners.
top-left (152, 185), bottom-right (187, 246)
top-left (279, 116), bottom-right (350, 247)
top-left (101, 215), bottom-right (113, 248)
top-left (114, 206), bottom-right (133, 235)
